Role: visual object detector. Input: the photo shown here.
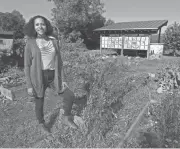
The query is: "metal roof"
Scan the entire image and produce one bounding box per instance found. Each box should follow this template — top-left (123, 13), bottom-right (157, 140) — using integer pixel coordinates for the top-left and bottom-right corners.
top-left (0, 31), bottom-right (14, 35)
top-left (0, 27), bottom-right (14, 35)
top-left (94, 20), bottom-right (168, 31)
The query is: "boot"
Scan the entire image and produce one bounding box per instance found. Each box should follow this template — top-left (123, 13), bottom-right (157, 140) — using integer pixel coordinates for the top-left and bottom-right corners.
top-left (61, 87), bottom-right (78, 129)
top-left (63, 115), bottom-right (78, 129)
top-left (39, 122), bottom-right (51, 134)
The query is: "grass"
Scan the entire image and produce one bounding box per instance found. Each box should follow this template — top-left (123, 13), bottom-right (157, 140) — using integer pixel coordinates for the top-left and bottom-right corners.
top-left (0, 51), bottom-right (180, 147)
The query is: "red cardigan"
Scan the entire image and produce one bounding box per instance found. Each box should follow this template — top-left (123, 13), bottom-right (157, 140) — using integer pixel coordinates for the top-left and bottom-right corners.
top-left (24, 37), bottom-right (63, 98)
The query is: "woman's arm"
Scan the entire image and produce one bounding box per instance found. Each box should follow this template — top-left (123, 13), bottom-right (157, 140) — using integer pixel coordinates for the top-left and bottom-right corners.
top-left (24, 41), bottom-right (33, 89)
top-left (61, 66), bottom-right (65, 81)
top-left (56, 39), bottom-right (69, 92)
top-left (56, 39), bottom-right (64, 81)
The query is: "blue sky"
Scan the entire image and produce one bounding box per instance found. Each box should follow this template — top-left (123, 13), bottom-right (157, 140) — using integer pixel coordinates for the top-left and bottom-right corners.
top-left (0, 0), bottom-right (179, 32)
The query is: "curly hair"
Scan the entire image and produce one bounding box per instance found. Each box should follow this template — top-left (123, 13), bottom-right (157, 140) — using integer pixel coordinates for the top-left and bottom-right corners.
top-left (23, 15), bottom-right (54, 38)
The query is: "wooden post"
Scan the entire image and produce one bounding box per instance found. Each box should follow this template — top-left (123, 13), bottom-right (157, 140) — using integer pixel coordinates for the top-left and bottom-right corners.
top-left (147, 34), bottom-right (151, 59)
top-left (121, 35), bottom-right (124, 56)
top-left (158, 28), bottom-right (161, 43)
top-left (100, 34), bottom-right (102, 55)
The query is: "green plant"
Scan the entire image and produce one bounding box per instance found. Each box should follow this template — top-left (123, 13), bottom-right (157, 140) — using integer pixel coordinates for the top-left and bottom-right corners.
top-left (151, 92), bottom-right (180, 148)
top-left (61, 50), bottom-right (153, 147)
top-left (163, 22), bottom-right (180, 56)
top-left (142, 62), bottom-right (180, 148)
top-left (12, 39), bottom-right (26, 58)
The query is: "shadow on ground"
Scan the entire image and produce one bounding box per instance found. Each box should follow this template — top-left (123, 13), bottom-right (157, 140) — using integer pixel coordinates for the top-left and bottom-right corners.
top-left (47, 108), bottom-right (60, 130)
top-left (46, 94), bottom-right (88, 130)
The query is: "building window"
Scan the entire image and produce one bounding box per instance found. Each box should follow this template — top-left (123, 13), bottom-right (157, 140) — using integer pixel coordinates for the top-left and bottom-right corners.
top-left (0, 40), bottom-right (3, 44)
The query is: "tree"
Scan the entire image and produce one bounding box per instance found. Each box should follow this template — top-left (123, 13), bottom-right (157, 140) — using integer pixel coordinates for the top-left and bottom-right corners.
top-left (163, 22), bottom-right (180, 56)
top-left (0, 10), bottom-right (26, 66)
top-left (104, 19), bottom-right (115, 26)
top-left (0, 10), bottom-right (25, 39)
top-left (48, 0), bottom-right (105, 46)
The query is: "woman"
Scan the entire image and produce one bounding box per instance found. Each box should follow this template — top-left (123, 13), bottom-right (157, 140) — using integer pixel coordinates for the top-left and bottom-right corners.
top-left (23, 15), bottom-right (78, 133)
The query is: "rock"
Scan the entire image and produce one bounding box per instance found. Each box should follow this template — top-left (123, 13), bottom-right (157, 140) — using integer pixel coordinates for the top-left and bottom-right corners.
top-left (148, 73), bottom-right (155, 78)
top-left (74, 115), bottom-right (87, 132)
top-left (157, 85), bottom-right (167, 94)
top-left (157, 87), bottom-right (163, 93)
top-left (74, 115), bottom-right (85, 126)
top-left (0, 85), bottom-right (15, 100)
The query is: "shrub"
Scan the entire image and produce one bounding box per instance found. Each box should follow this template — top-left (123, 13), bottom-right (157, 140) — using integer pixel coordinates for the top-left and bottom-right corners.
top-left (143, 62), bottom-right (180, 148)
top-left (60, 37), bottom-right (86, 53)
top-left (12, 38), bottom-right (26, 58)
top-left (163, 22), bottom-right (180, 56)
top-left (152, 93), bottom-right (180, 148)
top-left (59, 51), bottom-right (152, 147)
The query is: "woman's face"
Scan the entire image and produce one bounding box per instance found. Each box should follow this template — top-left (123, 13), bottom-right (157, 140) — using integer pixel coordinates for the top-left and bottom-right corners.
top-left (34, 17), bottom-right (47, 36)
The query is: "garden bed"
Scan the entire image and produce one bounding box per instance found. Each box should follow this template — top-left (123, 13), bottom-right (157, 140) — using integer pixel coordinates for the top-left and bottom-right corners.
top-left (0, 52), bottom-right (180, 147)
top-left (120, 60), bottom-right (180, 148)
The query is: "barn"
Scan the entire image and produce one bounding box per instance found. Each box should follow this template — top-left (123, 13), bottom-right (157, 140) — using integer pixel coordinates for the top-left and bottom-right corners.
top-left (0, 30), bottom-right (14, 55)
top-left (94, 20), bottom-right (168, 58)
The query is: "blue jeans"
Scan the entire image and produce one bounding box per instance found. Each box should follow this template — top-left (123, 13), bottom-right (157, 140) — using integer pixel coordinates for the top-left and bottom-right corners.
top-left (35, 69), bottom-right (75, 124)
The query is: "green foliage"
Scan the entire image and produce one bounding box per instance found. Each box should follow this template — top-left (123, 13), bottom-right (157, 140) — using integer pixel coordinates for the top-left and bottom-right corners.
top-left (156, 64), bottom-right (180, 93)
top-left (10, 38), bottom-right (25, 67)
top-left (151, 92), bottom-right (180, 148)
top-left (163, 22), bottom-right (180, 56)
top-left (12, 38), bottom-right (26, 57)
top-left (135, 62), bottom-right (180, 148)
top-left (59, 37), bottom-right (86, 54)
top-left (0, 10), bottom-right (25, 39)
top-left (57, 51), bottom-right (153, 147)
top-left (0, 10), bottom-right (26, 66)
top-left (48, 0), bottom-right (106, 48)
top-left (155, 63), bottom-right (180, 148)
top-left (0, 38), bottom-right (25, 68)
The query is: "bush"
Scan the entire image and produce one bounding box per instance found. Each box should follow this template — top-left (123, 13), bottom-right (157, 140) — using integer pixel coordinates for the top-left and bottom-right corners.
top-left (60, 37), bottom-right (86, 53)
top-left (152, 93), bottom-right (180, 148)
top-left (58, 51), bottom-right (153, 147)
top-left (163, 22), bottom-right (180, 56)
top-left (141, 62), bottom-right (180, 148)
top-left (12, 38), bottom-right (26, 58)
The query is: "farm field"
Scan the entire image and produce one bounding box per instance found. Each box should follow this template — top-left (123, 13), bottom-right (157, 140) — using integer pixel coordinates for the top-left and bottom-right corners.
top-left (0, 50), bottom-right (180, 148)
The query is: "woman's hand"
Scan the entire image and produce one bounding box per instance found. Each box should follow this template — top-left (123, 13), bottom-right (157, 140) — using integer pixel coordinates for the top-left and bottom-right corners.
top-left (62, 82), bottom-right (68, 91)
top-left (27, 88), bottom-right (34, 96)
top-left (59, 82), bottom-right (68, 94)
